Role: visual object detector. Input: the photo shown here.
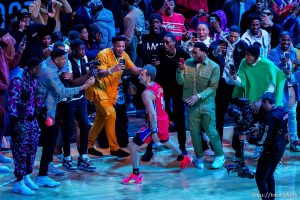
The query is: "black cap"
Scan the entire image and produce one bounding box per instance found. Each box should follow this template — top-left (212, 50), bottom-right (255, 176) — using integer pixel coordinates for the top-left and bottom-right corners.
top-left (18, 8), bottom-right (30, 20)
top-left (0, 28), bottom-right (8, 37)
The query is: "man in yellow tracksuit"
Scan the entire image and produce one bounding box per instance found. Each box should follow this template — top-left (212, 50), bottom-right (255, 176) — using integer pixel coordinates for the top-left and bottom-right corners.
top-left (86, 36), bottom-right (142, 157)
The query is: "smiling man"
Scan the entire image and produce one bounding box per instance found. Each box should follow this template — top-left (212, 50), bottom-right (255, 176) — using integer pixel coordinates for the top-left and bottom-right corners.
top-left (241, 13), bottom-right (270, 58)
top-left (176, 42), bottom-right (225, 169)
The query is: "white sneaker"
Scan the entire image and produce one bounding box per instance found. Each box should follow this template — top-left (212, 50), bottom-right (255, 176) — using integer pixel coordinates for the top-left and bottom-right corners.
top-left (0, 153), bottom-right (12, 163)
top-left (194, 157), bottom-right (204, 169)
top-left (35, 176), bottom-right (60, 188)
top-left (0, 165), bottom-right (9, 173)
top-left (24, 175), bottom-right (39, 190)
top-left (12, 180), bottom-right (35, 196)
top-left (48, 162), bottom-right (65, 176)
top-left (211, 155), bottom-right (225, 169)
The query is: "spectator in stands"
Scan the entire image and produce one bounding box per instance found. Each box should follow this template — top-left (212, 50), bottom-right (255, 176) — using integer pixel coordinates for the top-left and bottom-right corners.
top-left (158, 0), bottom-right (187, 42)
top-left (223, 0), bottom-right (255, 28)
top-left (240, 0), bottom-right (268, 34)
top-left (72, 0), bottom-right (92, 27)
top-left (260, 7), bottom-right (283, 48)
top-left (268, 31), bottom-right (300, 152)
top-left (208, 25), bottom-right (248, 140)
top-left (241, 14), bottom-right (270, 58)
top-left (282, 7), bottom-right (300, 48)
top-left (29, 0), bottom-right (72, 31)
top-left (90, 0), bottom-right (115, 49)
top-left (122, 0), bottom-right (145, 63)
top-left (13, 8), bottom-right (56, 67)
top-left (207, 10), bottom-right (230, 41)
top-left (0, 28), bottom-right (25, 173)
top-left (269, 0), bottom-right (298, 21)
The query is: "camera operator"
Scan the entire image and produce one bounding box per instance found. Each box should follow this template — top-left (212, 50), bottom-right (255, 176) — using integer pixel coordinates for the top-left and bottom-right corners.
top-left (249, 92), bottom-right (288, 200)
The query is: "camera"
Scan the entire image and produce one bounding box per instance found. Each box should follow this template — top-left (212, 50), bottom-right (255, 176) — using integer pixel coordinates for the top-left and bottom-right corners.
top-left (228, 98), bottom-right (253, 134)
top-left (86, 60), bottom-right (101, 76)
top-left (225, 98), bottom-right (256, 179)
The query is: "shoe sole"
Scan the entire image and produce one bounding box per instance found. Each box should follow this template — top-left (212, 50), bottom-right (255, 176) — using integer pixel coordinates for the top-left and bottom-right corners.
top-left (12, 190), bottom-right (35, 196)
top-left (77, 166), bottom-right (96, 172)
top-left (63, 166), bottom-right (78, 172)
top-left (121, 180), bottom-right (143, 185)
top-left (36, 183), bottom-right (60, 188)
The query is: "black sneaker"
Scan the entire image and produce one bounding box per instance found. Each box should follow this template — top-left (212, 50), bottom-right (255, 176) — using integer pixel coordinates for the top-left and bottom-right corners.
top-left (141, 151), bottom-right (153, 162)
top-left (110, 149), bottom-right (130, 158)
top-left (88, 148), bottom-right (103, 157)
top-left (63, 157), bottom-right (78, 171)
top-left (77, 157), bottom-right (96, 172)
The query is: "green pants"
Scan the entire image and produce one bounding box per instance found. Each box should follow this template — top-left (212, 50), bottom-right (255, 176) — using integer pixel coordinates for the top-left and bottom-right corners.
top-left (187, 103), bottom-right (224, 157)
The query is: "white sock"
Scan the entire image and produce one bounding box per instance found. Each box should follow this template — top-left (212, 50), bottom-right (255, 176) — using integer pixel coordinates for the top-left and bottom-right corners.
top-left (81, 154), bottom-right (88, 159)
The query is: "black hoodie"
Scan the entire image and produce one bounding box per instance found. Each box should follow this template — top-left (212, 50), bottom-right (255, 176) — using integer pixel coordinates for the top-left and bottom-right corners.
top-left (137, 27), bottom-right (168, 65)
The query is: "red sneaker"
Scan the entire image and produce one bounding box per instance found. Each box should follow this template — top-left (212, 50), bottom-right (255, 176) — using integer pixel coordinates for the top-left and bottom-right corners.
top-left (180, 155), bottom-right (193, 169)
top-left (121, 173), bottom-right (143, 184)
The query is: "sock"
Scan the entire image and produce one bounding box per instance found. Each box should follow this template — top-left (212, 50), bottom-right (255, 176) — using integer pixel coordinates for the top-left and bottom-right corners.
top-left (81, 154), bottom-right (88, 159)
top-left (177, 154), bottom-right (184, 161)
top-left (133, 168), bottom-right (140, 175)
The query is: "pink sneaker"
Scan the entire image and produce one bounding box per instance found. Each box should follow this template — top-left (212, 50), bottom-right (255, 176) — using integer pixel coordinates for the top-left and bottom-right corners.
top-left (121, 173), bottom-right (143, 184)
top-left (180, 155), bottom-right (193, 169)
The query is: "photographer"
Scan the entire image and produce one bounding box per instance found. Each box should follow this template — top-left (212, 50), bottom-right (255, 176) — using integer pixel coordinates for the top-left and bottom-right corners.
top-left (59, 39), bottom-right (102, 172)
top-left (268, 31), bottom-right (300, 152)
top-left (251, 92), bottom-right (288, 200)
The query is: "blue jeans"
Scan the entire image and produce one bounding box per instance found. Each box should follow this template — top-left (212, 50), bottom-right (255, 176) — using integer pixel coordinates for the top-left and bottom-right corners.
top-left (284, 88), bottom-right (298, 141)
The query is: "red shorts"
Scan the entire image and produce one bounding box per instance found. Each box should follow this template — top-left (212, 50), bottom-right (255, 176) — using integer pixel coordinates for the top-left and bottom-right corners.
top-left (133, 120), bottom-right (169, 146)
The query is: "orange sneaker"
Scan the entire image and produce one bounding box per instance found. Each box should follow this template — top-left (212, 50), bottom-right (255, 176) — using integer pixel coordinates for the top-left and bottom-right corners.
top-left (121, 173), bottom-right (143, 184)
top-left (180, 155), bottom-right (193, 169)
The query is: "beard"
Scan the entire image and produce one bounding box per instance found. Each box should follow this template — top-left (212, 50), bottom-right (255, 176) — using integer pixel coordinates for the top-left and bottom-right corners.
top-left (0, 40), bottom-right (8, 48)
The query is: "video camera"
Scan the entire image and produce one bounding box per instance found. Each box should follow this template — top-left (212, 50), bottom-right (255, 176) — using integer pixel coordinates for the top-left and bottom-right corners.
top-left (225, 98), bottom-right (256, 179)
top-left (86, 60), bottom-right (101, 77)
top-left (228, 98), bottom-right (253, 135)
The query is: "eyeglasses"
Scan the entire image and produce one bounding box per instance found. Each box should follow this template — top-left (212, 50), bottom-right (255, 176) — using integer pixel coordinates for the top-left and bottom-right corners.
top-left (191, 51), bottom-right (199, 55)
top-left (164, 40), bottom-right (174, 45)
top-left (262, 12), bottom-right (272, 16)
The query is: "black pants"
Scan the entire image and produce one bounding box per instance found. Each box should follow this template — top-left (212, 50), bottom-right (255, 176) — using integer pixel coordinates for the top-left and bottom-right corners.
top-left (255, 150), bottom-right (284, 200)
top-left (215, 78), bottom-right (235, 140)
top-left (61, 98), bottom-right (89, 157)
top-left (38, 116), bottom-right (59, 176)
top-left (164, 92), bottom-right (186, 152)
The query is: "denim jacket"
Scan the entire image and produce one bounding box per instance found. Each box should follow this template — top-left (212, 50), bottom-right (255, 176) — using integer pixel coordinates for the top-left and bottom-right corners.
top-left (268, 45), bottom-right (300, 103)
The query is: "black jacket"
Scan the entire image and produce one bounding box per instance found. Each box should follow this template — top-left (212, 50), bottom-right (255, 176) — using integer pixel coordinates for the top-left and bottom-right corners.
top-left (208, 38), bottom-right (248, 76)
top-left (257, 106), bottom-right (288, 155)
top-left (137, 27), bottom-right (168, 65)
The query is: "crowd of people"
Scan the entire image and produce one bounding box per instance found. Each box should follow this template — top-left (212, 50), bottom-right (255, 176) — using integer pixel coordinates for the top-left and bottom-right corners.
top-left (0, 0), bottom-right (299, 198)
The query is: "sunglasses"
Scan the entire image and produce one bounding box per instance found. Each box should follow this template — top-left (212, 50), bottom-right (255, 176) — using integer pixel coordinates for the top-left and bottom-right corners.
top-left (262, 12), bottom-right (272, 16)
top-left (164, 40), bottom-right (174, 45)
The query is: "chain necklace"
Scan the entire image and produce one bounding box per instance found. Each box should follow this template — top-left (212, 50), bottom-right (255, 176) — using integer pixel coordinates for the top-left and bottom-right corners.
top-left (166, 48), bottom-right (176, 58)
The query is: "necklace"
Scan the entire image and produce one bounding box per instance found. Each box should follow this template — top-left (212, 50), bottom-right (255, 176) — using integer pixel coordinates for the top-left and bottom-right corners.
top-left (166, 48), bottom-right (176, 58)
